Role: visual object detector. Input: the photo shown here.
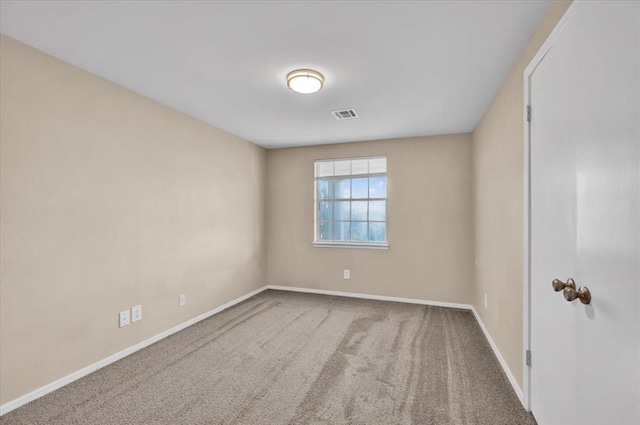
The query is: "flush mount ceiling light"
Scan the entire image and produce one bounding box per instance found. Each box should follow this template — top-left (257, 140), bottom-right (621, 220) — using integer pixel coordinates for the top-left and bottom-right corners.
top-left (286, 69), bottom-right (324, 94)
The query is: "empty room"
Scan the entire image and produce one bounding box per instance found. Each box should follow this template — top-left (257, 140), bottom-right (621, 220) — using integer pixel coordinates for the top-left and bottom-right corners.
top-left (0, 1), bottom-right (638, 424)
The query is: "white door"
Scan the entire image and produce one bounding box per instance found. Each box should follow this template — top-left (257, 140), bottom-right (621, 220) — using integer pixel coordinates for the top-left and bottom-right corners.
top-left (529, 1), bottom-right (639, 425)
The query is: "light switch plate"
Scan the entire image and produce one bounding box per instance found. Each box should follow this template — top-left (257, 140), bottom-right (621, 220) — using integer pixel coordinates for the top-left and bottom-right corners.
top-left (119, 310), bottom-right (130, 328)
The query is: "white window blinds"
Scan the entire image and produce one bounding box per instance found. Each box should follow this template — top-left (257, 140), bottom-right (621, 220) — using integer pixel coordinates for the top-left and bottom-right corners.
top-left (314, 156), bottom-right (387, 178)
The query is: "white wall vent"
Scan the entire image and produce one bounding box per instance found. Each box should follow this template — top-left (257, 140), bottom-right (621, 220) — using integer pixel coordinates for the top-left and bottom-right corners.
top-left (332, 109), bottom-right (359, 120)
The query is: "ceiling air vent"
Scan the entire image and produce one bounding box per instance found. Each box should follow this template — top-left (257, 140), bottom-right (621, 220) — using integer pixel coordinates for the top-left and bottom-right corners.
top-left (332, 109), bottom-right (359, 120)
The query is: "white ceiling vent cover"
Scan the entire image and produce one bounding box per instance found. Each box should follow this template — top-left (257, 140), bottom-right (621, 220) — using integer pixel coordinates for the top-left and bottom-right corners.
top-left (332, 109), bottom-right (359, 120)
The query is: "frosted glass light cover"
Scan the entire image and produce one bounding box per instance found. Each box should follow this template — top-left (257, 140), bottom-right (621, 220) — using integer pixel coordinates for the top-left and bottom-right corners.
top-left (287, 69), bottom-right (324, 94)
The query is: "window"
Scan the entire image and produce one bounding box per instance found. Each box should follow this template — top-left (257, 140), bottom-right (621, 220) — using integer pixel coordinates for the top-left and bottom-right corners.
top-left (314, 156), bottom-right (388, 248)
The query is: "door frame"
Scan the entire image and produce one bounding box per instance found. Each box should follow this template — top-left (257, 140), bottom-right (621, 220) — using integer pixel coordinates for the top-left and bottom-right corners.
top-left (521, 1), bottom-right (577, 412)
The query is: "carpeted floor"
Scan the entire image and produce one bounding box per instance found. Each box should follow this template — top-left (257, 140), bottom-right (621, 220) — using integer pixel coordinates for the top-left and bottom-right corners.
top-left (0, 290), bottom-right (536, 425)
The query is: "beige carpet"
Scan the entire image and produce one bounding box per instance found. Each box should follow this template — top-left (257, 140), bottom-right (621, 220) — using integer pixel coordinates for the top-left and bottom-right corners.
top-left (0, 290), bottom-right (536, 425)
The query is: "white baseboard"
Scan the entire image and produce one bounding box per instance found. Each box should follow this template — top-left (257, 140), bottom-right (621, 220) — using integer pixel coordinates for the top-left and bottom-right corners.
top-left (267, 285), bottom-right (524, 407)
top-left (0, 285), bottom-right (269, 416)
top-left (266, 285), bottom-right (473, 310)
top-left (470, 306), bottom-right (524, 406)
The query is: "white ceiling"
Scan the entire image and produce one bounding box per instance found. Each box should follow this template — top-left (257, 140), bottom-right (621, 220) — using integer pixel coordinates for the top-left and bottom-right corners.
top-left (0, 0), bottom-right (551, 148)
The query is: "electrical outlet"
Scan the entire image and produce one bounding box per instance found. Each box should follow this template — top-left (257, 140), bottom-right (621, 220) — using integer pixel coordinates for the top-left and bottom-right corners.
top-left (131, 305), bottom-right (142, 323)
top-left (484, 293), bottom-right (489, 309)
top-left (179, 294), bottom-right (186, 307)
top-left (119, 310), bottom-right (130, 328)
top-left (343, 269), bottom-right (350, 279)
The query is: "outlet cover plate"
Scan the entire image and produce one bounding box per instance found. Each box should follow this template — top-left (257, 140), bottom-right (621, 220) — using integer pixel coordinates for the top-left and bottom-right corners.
top-left (179, 294), bottom-right (187, 307)
top-left (131, 305), bottom-right (142, 322)
top-left (343, 269), bottom-right (351, 279)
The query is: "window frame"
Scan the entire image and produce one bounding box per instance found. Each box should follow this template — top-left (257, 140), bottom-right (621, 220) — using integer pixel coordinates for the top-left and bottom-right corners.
top-left (313, 156), bottom-right (389, 250)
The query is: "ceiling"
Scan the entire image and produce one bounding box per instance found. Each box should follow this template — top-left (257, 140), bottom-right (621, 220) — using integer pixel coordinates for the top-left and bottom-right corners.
top-left (0, 1), bottom-right (551, 149)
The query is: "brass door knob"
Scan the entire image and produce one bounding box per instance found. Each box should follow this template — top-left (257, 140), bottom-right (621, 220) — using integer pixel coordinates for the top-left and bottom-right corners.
top-left (563, 286), bottom-right (592, 305)
top-left (552, 278), bottom-right (576, 292)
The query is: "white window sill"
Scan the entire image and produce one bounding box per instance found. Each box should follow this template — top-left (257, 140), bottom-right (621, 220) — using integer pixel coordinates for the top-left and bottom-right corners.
top-left (312, 242), bottom-right (389, 250)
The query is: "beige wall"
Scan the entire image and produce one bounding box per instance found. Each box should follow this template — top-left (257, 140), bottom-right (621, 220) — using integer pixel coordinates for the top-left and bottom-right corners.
top-left (471, 0), bottom-right (572, 389)
top-left (0, 35), bottom-right (266, 404)
top-left (266, 134), bottom-right (474, 304)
